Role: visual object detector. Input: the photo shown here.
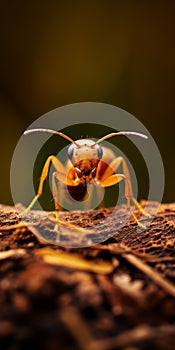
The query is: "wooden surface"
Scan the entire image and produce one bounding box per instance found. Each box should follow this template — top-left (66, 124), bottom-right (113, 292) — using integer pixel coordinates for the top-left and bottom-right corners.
top-left (0, 202), bottom-right (175, 350)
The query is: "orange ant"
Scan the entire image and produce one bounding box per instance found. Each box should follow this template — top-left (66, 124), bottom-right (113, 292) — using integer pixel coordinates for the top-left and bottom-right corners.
top-left (21, 128), bottom-right (150, 231)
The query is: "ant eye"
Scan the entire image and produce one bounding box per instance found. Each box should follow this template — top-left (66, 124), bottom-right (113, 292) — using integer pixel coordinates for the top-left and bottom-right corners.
top-left (67, 144), bottom-right (76, 160)
top-left (96, 145), bottom-right (103, 159)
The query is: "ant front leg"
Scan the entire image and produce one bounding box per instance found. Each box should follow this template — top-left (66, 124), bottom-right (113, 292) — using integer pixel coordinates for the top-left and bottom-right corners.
top-left (21, 155), bottom-right (75, 218)
top-left (95, 156), bottom-right (150, 227)
top-left (20, 155), bottom-right (87, 236)
top-left (21, 155), bottom-right (68, 215)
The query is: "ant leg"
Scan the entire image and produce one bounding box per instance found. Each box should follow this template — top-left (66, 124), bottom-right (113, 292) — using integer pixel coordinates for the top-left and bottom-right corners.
top-left (119, 157), bottom-right (150, 218)
top-left (51, 171), bottom-right (78, 232)
top-left (95, 173), bottom-right (145, 227)
top-left (99, 174), bottom-right (125, 187)
top-left (100, 156), bottom-right (150, 217)
top-left (21, 155), bottom-right (72, 216)
top-left (95, 156), bottom-right (150, 227)
top-left (52, 172), bottom-right (60, 232)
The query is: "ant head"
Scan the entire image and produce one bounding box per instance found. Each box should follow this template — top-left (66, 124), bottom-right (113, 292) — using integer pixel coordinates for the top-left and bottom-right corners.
top-left (67, 139), bottom-right (103, 164)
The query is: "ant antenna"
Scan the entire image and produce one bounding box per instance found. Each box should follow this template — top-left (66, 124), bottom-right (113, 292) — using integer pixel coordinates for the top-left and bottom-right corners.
top-left (95, 131), bottom-right (148, 144)
top-left (24, 128), bottom-right (80, 147)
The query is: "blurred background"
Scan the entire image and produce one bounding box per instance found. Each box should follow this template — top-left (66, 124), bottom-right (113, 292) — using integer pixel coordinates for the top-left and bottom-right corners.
top-left (0, 1), bottom-right (174, 205)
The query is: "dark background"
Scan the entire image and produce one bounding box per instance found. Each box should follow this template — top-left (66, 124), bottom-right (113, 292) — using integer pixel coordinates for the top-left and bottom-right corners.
top-left (0, 1), bottom-right (174, 205)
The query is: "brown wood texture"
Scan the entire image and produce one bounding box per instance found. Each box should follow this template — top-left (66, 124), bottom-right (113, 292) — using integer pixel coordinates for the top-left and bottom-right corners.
top-left (0, 202), bottom-right (175, 350)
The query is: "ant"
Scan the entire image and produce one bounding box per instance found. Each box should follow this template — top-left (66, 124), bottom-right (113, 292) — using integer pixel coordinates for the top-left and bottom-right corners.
top-left (21, 128), bottom-right (150, 232)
